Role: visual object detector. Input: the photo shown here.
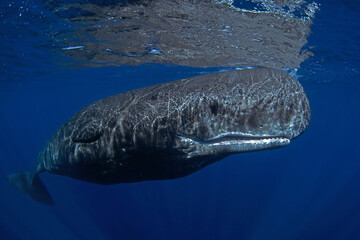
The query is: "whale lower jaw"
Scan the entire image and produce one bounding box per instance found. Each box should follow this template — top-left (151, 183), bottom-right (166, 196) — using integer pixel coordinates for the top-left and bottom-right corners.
top-left (176, 133), bottom-right (290, 158)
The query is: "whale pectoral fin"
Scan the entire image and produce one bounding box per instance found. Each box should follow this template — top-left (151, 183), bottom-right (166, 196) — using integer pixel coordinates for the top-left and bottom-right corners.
top-left (7, 172), bottom-right (53, 205)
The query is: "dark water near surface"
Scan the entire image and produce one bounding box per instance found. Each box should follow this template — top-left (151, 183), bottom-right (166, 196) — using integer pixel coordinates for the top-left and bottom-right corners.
top-left (0, 0), bottom-right (360, 239)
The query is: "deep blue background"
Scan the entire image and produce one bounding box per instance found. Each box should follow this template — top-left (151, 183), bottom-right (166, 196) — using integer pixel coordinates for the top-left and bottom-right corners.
top-left (1, 0), bottom-right (360, 239)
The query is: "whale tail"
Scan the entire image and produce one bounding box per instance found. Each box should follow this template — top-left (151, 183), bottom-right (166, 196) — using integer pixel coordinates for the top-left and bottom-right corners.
top-left (7, 172), bottom-right (53, 205)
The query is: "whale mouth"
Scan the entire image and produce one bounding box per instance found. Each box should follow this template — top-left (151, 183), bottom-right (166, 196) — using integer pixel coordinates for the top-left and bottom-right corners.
top-left (176, 133), bottom-right (290, 158)
top-left (202, 133), bottom-right (289, 144)
top-left (178, 132), bottom-right (290, 144)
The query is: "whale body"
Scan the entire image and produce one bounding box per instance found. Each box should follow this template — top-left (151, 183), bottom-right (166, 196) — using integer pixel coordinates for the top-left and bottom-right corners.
top-left (7, 68), bottom-right (310, 205)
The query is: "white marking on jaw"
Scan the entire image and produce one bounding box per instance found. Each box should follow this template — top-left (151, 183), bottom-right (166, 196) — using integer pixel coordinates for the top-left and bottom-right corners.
top-left (176, 133), bottom-right (290, 158)
top-left (207, 132), bottom-right (286, 141)
top-left (211, 137), bottom-right (290, 146)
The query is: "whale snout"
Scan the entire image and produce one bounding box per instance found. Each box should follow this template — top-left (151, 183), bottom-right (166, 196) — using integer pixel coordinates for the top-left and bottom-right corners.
top-left (282, 83), bottom-right (311, 140)
top-left (250, 69), bottom-right (311, 140)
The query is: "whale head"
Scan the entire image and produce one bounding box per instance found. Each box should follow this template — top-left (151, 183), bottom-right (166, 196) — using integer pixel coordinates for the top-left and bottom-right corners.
top-left (173, 68), bottom-right (311, 158)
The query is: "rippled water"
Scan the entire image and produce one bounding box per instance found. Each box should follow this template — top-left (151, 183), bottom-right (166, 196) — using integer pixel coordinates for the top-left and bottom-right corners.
top-left (0, 0), bottom-right (359, 239)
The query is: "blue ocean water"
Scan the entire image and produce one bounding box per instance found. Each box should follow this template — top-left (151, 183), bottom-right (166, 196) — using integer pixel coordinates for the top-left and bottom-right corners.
top-left (0, 0), bottom-right (359, 239)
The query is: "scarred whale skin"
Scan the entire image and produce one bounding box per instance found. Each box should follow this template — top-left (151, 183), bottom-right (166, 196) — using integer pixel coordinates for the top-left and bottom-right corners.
top-left (7, 67), bottom-right (310, 205)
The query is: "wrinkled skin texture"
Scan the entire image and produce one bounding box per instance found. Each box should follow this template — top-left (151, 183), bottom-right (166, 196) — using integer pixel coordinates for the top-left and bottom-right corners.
top-left (37, 68), bottom-right (310, 184)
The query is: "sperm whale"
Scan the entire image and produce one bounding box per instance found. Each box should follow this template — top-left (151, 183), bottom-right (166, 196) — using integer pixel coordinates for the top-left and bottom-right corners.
top-left (7, 67), bottom-right (310, 205)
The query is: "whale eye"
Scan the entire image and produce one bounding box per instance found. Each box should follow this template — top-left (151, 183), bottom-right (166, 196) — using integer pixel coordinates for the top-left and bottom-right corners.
top-left (72, 119), bottom-right (103, 144)
top-left (72, 124), bottom-right (103, 143)
top-left (73, 130), bottom-right (102, 143)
